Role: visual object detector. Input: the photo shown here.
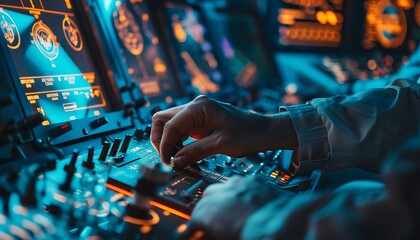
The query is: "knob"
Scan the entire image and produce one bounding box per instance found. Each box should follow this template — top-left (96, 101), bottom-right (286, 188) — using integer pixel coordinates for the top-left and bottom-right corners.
top-left (98, 141), bottom-right (111, 161)
top-left (133, 128), bottom-right (144, 140)
top-left (224, 156), bottom-right (234, 166)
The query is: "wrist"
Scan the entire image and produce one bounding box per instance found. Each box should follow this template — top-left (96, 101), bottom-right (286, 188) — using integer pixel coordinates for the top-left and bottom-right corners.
top-left (258, 112), bottom-right (298, 151)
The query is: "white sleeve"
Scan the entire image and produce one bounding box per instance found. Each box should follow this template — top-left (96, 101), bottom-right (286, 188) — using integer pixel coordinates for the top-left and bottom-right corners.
top-left (283, 78), bottom-right (420, 175)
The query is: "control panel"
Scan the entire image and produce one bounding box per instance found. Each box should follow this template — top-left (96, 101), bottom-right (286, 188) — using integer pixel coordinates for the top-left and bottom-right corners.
top-left (0, 126), bottom-right (319, 239)
top-left (2, 0), bottom-right (414, 239)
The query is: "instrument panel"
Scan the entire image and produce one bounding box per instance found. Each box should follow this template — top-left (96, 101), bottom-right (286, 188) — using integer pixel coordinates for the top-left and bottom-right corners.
top-left (0, 1), bottom-right (112, 125)
top-left (164, 3), bottom-right (224, 95)
top-left (273, 0), bottom-right (344, 49)
top-left (269, 0), bottom-right (419, 52)
top-left (92, 0), bottom-right (181, 104)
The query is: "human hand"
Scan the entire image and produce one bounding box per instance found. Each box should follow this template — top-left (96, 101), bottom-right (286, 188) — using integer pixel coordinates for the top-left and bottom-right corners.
top-left (151, 95), bottom-right (297, 167)
top-left (179, 176), bottom-right (277, 240)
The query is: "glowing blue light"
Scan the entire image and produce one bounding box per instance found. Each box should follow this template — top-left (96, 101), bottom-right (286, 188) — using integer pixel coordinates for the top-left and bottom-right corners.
top-left (5, 10), bottom-right (35, 33)
top-left (24, 44), bottom-right (90, 82)
top-left (103, 0), bottom-right (116, 14)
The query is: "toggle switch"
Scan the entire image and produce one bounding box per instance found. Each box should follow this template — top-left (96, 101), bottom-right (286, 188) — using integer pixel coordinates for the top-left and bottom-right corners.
top-left (109, 138), bottom-right (122, 157)
top-left (98, 141), bottom-right (111, 161)
top-left (119, 134), bottom-right (132, 153)
top-left (82, 146), bottom-right (95, 169)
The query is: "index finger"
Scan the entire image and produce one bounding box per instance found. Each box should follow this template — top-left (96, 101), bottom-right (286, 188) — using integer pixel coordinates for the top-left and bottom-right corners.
top-left (151, 105), bottom-right (186, 154)
top-left (160, 105), bottom-right (203, 164)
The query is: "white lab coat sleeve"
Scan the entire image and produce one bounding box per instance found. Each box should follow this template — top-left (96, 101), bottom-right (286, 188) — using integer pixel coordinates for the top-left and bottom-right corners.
top-left (283, 78), bottom-right (420, 175)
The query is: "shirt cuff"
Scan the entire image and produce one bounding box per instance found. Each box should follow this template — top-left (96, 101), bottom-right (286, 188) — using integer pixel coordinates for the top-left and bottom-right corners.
top-left (280, 104), bottom-right (330, 175)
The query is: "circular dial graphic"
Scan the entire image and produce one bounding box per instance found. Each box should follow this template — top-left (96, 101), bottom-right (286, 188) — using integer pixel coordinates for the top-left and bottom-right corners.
top-left (415, 1), bottom-right (420, 27)
top-left (62, 15), bottom-right (83, 51)
top-left (0, 9), bottom-right (21, 49)
top-left (113, 2), bottom-right (144, 56)
top-left (376, 2), bottom-right (407, 49)
top-left (31, 21), bottom-right (60, 60)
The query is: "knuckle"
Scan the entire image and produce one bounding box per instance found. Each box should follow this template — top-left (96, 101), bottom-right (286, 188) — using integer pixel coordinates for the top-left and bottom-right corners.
top-left (193, 95), bottom-right (211, 103)
top-left (163, 121), bottom-right (178, 135)
top-left (151, 112), bottom-right (163, 123)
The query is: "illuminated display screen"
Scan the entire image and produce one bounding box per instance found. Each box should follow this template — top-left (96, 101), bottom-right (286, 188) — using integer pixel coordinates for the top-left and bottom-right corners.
top-left (97, 0), bottom-right (178, 99)
top-left (362, 0), bottom-right (412, 50)
top-left (165, 3), bottom-right (223, 94)
top-left (216, 12), bottom-right (270, 88)
top-left (0, 0), bottom-right (111, 126)
top-left (271, 0), bottom-right (416, 51)
top-left (273, 0), bottom-right (344, 49)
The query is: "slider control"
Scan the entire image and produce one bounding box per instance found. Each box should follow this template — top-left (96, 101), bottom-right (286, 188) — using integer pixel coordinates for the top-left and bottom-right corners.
top-left (82, 146), bottom-right (95, 169)
top-left (119, 134), bottom-right (132, 153)
top-left (59, 170), bottom-right (75, 192)
top-left (98, 141), bottom-right (111, 161)
top-left (109, 138), bottom-right (122, 157)
top-left (64, 149), bottom-right (79, 172)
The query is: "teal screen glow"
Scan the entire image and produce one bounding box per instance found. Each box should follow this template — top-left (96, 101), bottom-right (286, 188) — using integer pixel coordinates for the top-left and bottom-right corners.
top-left (165, 3), bottom-right (223, 94)
top-left (0, 0), bottom-right (111, 126)
top-left (96, 0), bottom-right (178, 100)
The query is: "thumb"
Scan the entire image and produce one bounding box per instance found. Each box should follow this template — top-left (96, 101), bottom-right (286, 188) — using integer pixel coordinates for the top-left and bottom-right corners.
top-left (173, 135), bottom-right (220, 168)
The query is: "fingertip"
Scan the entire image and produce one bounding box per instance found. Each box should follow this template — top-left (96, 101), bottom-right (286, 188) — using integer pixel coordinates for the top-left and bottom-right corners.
top-left (160, 158), bottom-right (169, 165)
top-left (161, 155), bottom-right (171, 166)
top-left (173, 155), bottom-right (195, 168)
top-left (173, 155), bottom-right (186, 168)
top-left (159, 150), bottom-right (171, 166)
